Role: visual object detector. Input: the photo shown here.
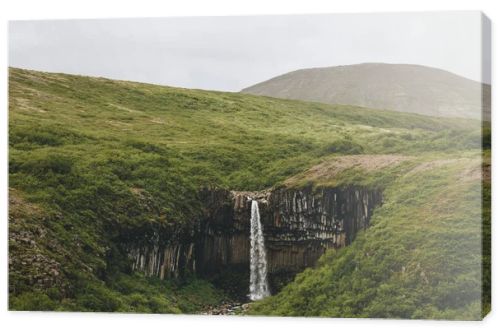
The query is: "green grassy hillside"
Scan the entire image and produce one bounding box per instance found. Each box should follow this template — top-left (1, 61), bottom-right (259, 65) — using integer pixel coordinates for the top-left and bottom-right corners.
top-left (8, 68), bottom-right (489, 317)
top-left (249, 152), bottom-right (489, 319)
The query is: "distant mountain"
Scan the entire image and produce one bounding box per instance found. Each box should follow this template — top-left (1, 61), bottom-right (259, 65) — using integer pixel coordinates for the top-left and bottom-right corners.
top-left (242, 63), bottom-right (490, 120)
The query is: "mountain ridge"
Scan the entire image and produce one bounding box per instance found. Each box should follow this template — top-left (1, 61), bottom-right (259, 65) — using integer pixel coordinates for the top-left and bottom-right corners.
top-left (242, 63), bottom-right (491, 120)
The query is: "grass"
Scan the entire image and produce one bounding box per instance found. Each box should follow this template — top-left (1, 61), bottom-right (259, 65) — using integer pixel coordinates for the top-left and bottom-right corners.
top-left (249, 155), bottom-right (487, 319)
top-left (10, 272), bottom-right (225, 313)
top-left (8, 67), bottom-right (489, 317)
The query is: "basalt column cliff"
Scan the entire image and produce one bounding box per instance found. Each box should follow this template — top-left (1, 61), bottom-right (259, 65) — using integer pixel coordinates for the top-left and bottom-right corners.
top-left (128, 185), bottom-right (382, 293)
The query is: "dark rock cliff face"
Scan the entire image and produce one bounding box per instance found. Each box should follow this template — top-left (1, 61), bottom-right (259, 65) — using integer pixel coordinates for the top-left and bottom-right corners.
top-left (264, 186), bottom-right (382, 274)
top-left (127, 185), bottom-right (382, 294)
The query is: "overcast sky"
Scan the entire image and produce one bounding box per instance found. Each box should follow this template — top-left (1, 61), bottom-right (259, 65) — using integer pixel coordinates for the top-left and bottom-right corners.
top-left (9, 12), bottom-right (490, 92)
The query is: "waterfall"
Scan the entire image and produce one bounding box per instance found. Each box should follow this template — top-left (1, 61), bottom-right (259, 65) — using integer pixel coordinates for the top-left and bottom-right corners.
top-left (249, 200), bottom-right (270, 301)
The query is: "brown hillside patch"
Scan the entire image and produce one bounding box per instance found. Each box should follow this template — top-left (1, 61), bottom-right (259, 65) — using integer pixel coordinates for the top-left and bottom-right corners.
top-left (284, 154), bottom-right (409, 186)
top-left (457, 159), bottom-right (488, 183)
top-left (407, 157), bottom-right (488, 183)
top-left (406, 159), bottom-right (459, 175)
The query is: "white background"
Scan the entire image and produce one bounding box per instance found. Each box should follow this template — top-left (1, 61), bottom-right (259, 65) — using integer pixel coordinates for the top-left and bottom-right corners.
top-left (0, 1), bottom-right (498, 333)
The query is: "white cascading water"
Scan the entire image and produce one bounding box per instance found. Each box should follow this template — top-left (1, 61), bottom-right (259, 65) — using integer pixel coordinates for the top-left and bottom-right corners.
top-left (249, 199), bottom-right (270, 301)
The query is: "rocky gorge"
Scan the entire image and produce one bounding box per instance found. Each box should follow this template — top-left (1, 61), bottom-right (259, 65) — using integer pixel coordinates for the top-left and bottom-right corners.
top-left (127, 185), bottom-right (383, 297)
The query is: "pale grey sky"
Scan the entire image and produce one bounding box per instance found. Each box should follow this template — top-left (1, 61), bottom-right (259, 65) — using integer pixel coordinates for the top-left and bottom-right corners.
top-left (9, 12), bottom-right (490, 91)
